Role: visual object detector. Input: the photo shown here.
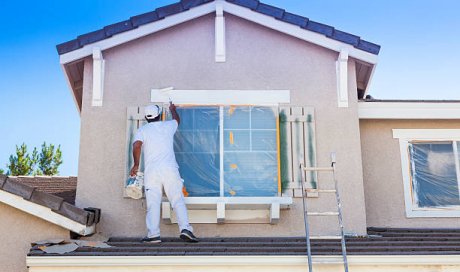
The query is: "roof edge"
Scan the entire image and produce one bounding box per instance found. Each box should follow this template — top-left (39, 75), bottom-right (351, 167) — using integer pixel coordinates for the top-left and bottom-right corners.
top-left (56, 0), bottom-right (380, 56)
top-left (0, 175), bottom-right (98, 236)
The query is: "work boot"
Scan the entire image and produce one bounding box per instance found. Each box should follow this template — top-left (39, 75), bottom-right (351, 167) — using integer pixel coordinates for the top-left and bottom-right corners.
top-left (180, 229), bottom-right (199, 243)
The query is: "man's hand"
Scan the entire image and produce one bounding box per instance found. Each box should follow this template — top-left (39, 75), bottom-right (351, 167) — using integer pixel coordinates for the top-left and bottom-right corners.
top-left (130, 165), bottom-right (139, 177)
top-left (169, 102), bottom-right (180, 125)
top-left (169, 102), bottom-right (176, 112)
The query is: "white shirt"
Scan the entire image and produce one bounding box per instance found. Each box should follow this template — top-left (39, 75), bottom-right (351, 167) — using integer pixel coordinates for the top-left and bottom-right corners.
top-left (133, 120), bottom-right (179, 173)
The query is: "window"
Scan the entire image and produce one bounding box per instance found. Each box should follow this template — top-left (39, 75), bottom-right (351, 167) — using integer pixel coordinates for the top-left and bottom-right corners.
top-left (393, 129), bottom-right (460, 217)
top-left (173, 106), bottom-right (279, 197)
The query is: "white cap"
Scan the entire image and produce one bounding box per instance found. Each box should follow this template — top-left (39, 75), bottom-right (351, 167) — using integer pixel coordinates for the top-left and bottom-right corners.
top-left (144, 105), bottom-right (162, 120)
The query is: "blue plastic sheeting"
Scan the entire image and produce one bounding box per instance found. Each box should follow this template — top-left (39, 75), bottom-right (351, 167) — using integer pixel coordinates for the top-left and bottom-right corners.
top-left (174, 107), bottom-right (220, 196)
top-left (409, 142), bottom-right (460, 207)
top-left (172, 106), bottom-right (279, 197)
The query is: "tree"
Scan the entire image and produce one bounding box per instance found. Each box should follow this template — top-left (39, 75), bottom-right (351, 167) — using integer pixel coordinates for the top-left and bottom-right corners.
top-left (7, 143), bottom-right (38, 176)
top-left (37, 142), bottom-right (63, 176)
top-left (0, 169), bottom-right (4, 175)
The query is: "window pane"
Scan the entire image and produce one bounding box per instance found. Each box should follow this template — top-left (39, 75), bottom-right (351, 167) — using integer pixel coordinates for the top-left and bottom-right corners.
top-left (410, 142), bottom-right (460, 207)
top-left (224, 152), bottom-right (278, 196)
top-left (174, 107), bottom-right (220, 196)
top-left (223, 106), bottom-right (278, 197)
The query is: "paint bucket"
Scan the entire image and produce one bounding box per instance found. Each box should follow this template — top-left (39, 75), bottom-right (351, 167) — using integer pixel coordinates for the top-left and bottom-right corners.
top-left (126, 173), bottom-right (144, 199)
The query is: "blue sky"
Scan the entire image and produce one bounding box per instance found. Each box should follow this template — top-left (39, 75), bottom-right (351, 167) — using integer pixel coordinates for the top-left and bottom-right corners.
top-left (0, 0), bottom-right (459, 176)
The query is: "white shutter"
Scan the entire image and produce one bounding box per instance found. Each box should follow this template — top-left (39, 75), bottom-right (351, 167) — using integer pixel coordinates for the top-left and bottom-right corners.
top-left (124, 107), bottom-right (147, 189)
top-left (279, 106), bottom-right (317, 197)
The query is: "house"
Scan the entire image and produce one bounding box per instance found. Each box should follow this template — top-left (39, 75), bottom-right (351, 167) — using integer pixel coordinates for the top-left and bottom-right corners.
top-left (1, 0), bottom-right (459, 271)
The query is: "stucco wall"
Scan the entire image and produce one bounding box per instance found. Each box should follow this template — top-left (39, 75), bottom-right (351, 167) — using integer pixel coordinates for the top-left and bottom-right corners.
top-left (360, 119), bottom-right (460, 228)
top-left (76, 13), bottom-right (367, 237)
top-left (0, 203), bottom-right (68, 272)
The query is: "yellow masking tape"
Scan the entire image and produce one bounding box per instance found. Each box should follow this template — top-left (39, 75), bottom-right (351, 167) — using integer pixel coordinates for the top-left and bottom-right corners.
top-left (229, 131), bottom-right (234, 145)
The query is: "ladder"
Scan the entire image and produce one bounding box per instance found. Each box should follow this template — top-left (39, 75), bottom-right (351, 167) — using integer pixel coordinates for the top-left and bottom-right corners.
top-left (299, 153), bottom-right (348, 272)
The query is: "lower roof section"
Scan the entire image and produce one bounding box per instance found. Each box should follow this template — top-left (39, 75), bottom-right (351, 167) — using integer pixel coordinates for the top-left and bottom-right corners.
top-left (27, 228), bottom-right (460, 271)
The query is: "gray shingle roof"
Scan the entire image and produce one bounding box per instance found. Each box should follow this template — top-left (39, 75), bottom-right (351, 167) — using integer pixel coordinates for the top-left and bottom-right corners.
top-left (56, 0), bottom-right (380, 55)
top-left (0, 175), bottom-right (98, 226)
top-left (29, 228), bottom-right (460, 256)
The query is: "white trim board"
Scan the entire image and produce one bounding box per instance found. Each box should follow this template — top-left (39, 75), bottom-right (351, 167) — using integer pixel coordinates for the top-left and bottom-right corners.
top-left (151, 89), bottom-right (290, 105)
top-left (393, 129), bottom-right (460, 140)
top-left (59, 1), bottom-right (378, 65)
top-left (26, 255), bottom-right (460, 267)
top-left (0, 189), bottom-right (95, 236)
top-left (359, 102), bottom-right (460, 119)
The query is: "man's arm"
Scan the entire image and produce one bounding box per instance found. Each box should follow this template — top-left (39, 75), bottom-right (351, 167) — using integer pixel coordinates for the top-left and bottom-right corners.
top-left (130, 141), bottom-right (143, 176)
top-left (169, 102), bottom-right (180, 125)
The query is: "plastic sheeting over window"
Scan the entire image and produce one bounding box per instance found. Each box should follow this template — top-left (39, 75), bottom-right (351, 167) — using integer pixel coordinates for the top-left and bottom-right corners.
top-left (172, 106), bottom-right (279, 197)
top-left (409, 141), bottom-right (460, 208)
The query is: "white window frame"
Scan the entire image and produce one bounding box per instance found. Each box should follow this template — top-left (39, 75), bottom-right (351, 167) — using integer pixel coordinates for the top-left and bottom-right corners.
top-left (149, 89), bottom-right (292, 223)
top-left (393, 129), bottom-right (460, 217)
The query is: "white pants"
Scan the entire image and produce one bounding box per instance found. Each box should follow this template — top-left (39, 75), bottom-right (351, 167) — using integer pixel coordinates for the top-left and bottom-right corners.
top-left (144, 167), bottom-right (192, 238)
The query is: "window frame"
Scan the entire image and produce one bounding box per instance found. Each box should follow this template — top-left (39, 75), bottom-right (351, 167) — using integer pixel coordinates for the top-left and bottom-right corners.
top-left (393, 129), bottom-right (460, 217)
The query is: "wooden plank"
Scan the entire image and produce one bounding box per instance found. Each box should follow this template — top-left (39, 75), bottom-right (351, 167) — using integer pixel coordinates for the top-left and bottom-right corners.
top-left (279, 107), bottom-right (293, 195)
top-left (290, 107), bottom-right (304, 188)
top-left (303, 107), bottom-right (317, 189)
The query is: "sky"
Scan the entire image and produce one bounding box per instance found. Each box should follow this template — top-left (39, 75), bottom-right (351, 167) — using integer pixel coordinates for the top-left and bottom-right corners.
top-left (0, 0), bottom-right (459, 176)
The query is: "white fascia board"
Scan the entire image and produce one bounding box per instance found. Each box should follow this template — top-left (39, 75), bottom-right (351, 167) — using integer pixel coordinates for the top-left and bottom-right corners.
top-left (222, 2), bottom-right (378, 65)
top-left (26, 255), bottom-right (460, 267)
top-left (359, 102), bottom-right (460, 119)
top-left (392, 129), bottom-right (460, 140)
top-left (0, 190), bottom-right (95, 236)
top-left (151, 89), bottom-right (290, 105)
top-left (59, 2), bottom-right (216, 65)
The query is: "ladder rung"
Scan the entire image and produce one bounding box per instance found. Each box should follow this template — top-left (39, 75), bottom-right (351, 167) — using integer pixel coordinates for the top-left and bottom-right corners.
top-left (302, 167), bottom-right (334, 172)
top-left (309, 235), bottom-right (342, 239)
top-left (307, 212), bottom-right (339, 216)
top-left (307, 189), bottom-right (336, 193)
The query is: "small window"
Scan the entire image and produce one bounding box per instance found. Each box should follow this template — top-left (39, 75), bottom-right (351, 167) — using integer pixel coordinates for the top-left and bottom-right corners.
top-left (409, 141), bottom-right (460, 208)
top-left (393, 129), bottom-right (460, 217)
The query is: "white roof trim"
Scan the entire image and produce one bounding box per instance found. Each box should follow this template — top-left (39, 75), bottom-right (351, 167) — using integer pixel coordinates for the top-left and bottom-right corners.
top-left (359, 102), bottom-right (460, 119)
top-left (222, 2), bottom-right (377, 64)
top-left (27, 255), bottom-right (460, 268)
top-left (59, 1), bottom-right (378, 65)
top-left (0, 189), bottom-right (95, 236)
top-left (59, 2), bottom-right (217, 64)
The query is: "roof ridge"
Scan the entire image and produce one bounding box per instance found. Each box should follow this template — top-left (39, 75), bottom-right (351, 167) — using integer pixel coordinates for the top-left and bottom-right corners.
top-left (56, 0), bottom-right (380, 55)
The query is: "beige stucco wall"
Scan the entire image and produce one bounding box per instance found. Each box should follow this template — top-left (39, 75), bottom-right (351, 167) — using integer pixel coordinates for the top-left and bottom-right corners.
top-left (0, 203), bottom-right (68, 272)
top-left (360, 119), bottom-right (460, 228)
top-left (76, 13), bottom-right (367, 237)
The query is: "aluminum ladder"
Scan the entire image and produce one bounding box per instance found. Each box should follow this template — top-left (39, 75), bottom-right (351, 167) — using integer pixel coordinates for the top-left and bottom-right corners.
top-left (299, 153), bottom-right (348, 272)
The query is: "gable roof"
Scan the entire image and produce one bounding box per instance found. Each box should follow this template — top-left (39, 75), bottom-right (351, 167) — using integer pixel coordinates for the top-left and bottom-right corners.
top-left (0, 175), bottom-right (99, 236)
top-left (56, 0), bottom-right (380, 56)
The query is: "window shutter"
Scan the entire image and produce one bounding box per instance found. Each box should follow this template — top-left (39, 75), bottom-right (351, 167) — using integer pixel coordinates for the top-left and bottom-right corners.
top-left (279, 106), bottom-right (317, 197)
top-left (125, 107), bottom-right (147, 189)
